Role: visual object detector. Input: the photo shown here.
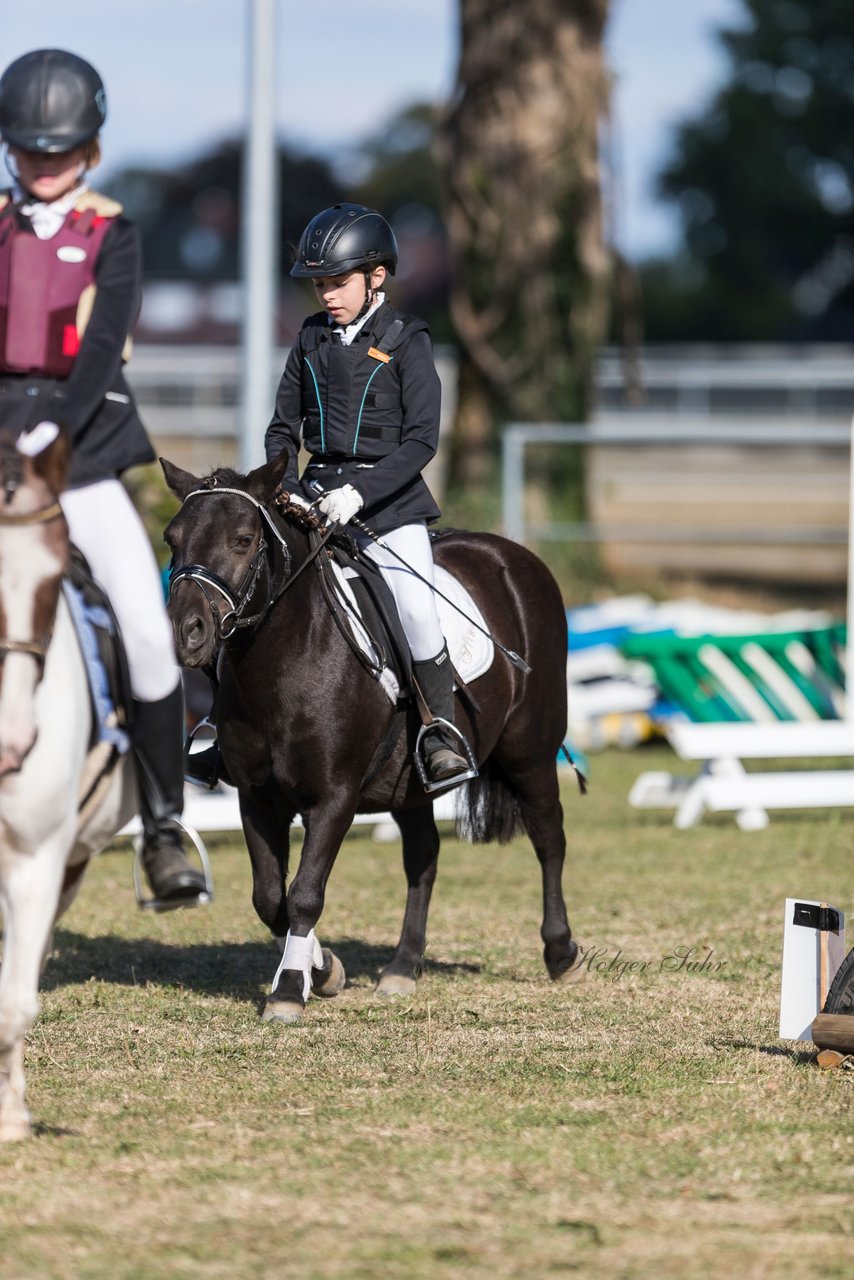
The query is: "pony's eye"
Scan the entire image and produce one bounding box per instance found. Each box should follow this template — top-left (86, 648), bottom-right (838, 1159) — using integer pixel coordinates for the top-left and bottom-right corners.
top-left (234, 534), bottom-right (254, 550)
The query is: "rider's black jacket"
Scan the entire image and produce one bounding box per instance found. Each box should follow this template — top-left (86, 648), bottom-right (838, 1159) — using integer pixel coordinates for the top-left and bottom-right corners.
top-left (265, 300), bottom-right (442, 535)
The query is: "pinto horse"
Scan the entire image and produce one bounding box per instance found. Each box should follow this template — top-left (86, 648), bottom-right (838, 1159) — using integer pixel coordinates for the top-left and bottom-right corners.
top-left (163, 450), bottom-right (580, 1023)
top-left (0, 424), bottom-right (136, 1141)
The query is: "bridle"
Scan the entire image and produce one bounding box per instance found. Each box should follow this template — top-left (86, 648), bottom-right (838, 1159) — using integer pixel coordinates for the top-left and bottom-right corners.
top-left (168, 486), bottom-right (334, 643)
top-left (0, 498), bottom-right (65, 666)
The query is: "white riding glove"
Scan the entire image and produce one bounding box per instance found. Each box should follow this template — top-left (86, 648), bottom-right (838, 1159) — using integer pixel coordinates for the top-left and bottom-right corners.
top-left (318, 484), bottom-right (364, 526)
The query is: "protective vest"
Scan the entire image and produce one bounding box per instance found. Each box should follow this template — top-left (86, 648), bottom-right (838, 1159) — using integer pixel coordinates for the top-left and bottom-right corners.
top-left (299, 306), bottom-right (428, 461)
top-left (0, 189), bottom-right (125, 378)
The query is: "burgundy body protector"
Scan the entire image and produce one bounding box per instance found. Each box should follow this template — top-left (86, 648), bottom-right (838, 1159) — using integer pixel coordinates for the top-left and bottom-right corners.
top-left (0, 205), bottom-right (114, 377)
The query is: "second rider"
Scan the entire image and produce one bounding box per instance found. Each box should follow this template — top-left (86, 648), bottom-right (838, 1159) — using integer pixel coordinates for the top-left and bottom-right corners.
top-left (265, 203), bottom-right (474, 789)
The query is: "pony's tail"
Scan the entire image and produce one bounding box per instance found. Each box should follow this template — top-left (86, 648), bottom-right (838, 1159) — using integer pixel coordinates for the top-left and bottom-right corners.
top-left (454, 761), bottom-right (526, 845)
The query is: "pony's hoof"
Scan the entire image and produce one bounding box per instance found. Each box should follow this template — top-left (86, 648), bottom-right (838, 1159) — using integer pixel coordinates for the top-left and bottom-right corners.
top-left (550, 955), bottom-right (586, 985)
top-left (0, 1113), bottom-right (32, 1143)
top-left (375, 973), bottom-right (417, 998)
top-left (261, 999), bottom-right (305, 1024)
top-left (312, 949), bottom-right (346, 998)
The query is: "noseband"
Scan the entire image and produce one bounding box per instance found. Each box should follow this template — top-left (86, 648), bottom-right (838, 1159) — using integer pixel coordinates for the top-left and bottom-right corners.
top-left (0, 498), bottom-right (65, 665)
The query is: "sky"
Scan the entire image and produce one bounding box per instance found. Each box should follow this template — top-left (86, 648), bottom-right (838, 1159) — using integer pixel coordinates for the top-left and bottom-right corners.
top-left (3, 0), bottom-right (745, 261)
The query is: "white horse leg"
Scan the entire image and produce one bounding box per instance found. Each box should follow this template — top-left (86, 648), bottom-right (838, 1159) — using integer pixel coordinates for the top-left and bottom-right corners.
top-left (0, 837), bottom-right (70, 1142)
top-left (0, 1039), bottom-right (28, 1143)
top-left (52, 860), bottom-right (90, 934)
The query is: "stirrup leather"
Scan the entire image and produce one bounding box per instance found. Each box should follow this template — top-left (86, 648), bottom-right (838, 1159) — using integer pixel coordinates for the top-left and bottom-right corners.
top-left (132, 818), bottom-right (215, 913)
top-left (413, 718), bottom-right (479, 794)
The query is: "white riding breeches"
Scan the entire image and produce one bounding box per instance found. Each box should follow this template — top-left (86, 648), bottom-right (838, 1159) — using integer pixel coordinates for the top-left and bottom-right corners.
top-left (60, 479), bottom-right (181, 703)
top-left (351, 522), bottom-right (445, 662)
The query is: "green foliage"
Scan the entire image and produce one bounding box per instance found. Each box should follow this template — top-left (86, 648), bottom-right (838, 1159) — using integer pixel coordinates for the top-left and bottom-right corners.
top-left (352, 104), bottom-right (452, 341)
top-left (123, 464), bottom-right (181, 570)
top-left (352, 104), bottom-right (443, 224)
top-left (650, 0), bottom-right (854, 341)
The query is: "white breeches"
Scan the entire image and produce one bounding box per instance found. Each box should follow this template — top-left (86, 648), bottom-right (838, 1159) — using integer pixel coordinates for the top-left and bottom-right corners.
top-left (60, 479), bottom-right (181, 703)
top-left (351, 522), bottom-right (444, 662)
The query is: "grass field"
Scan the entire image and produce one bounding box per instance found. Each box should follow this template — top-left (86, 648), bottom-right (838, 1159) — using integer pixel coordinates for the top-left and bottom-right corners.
top-left (1, 745), bottom-right (852, 1279)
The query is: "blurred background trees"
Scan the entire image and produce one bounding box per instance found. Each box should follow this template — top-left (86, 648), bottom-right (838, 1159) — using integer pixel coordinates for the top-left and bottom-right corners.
top-left (103, 0), bottom-right (854, 497)
top-left (643, 0), bottom-right (854, 341)
top-left (106, 1), bottom-right (613, 507)
top-left (439, 0), bottom-right (611, 490)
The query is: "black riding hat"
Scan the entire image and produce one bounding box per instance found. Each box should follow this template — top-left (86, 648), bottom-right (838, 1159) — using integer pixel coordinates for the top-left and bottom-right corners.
top-left (0, 49), bottom-right (106, 153)
top-left (291, 203), bottom-right (398, 279)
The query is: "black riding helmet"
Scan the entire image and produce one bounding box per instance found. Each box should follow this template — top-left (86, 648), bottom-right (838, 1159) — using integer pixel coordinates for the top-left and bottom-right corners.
top-left (291, 204), bottom-right (398, 279)
top-left (0, 49), bottom-right (106, 153)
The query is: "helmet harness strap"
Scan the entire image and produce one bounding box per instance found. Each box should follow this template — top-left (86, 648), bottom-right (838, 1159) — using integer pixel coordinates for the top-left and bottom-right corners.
top-left (354, 267), bottom-right (376, 323)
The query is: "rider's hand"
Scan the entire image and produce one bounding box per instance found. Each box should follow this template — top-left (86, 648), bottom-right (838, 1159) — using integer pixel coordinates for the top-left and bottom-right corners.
top-left (318, 484), bottom-right (364, 526)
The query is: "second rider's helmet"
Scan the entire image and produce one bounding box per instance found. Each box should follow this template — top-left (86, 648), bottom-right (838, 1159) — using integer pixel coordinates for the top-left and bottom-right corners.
top-left (291, 203), bottom-right (398, 279)
top-left (0, 49), bottom-right (106, 153)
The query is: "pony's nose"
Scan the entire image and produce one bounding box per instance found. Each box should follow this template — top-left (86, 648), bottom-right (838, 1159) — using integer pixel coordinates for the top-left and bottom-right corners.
top-left (178, 612), bottom-right (207, 655)
top-left (172, 611), bottom-right (213, 670)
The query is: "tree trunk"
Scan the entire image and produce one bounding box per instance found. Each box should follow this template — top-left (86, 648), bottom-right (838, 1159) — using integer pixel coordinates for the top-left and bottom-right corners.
top-left (439, 0), bottom-right (611, 491)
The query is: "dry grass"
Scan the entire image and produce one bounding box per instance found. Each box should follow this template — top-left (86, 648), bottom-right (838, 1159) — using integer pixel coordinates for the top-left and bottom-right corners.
top-left (1, 746), bottom-right (852, 1279)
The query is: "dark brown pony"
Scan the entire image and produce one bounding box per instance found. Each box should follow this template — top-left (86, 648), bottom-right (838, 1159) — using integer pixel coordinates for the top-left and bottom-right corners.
top-left (162, 450), bottom-right (580, 1023)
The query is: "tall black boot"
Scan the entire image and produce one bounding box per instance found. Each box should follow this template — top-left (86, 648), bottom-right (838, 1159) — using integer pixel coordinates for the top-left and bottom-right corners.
top-left (411, 645), bottom-right (475, 786)
top-left (132, 685), bottom-right (209, 907)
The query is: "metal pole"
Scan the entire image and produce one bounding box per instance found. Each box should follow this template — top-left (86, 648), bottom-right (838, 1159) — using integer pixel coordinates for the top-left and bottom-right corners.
top-left (847, 415), bottom-right (854, 721)
top-left (239, 0), bottom-right (279, 472)
top-left (501, 425), bottom-right (525, 543)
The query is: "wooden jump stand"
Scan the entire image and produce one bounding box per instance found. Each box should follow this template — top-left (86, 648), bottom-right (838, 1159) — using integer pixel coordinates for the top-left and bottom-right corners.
top-left (811, 903), bottom-right (854, 1068)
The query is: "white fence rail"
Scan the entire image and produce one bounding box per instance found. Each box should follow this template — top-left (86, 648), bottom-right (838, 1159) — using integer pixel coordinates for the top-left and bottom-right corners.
top-left (501, 419), bottom-right (853, 546)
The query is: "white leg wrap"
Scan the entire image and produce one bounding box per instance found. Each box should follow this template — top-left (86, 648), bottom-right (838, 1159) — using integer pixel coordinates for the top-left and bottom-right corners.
top-left (270, 930), bottom-right (324, 1002)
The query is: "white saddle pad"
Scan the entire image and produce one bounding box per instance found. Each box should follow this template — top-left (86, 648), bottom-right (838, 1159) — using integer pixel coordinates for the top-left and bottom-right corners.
top-left (433, 565), bottom-right (494, 683)
top-left (332, 561), bottom-right (495, 704)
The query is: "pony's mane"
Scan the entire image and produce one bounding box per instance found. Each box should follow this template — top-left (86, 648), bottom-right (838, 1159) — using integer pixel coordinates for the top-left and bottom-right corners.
top-left (195, 467), bottom-right (326, 533)
top-left (273, 490), bottom-right (326, 533)
top-left (200, 466), bottom-right (245, 489)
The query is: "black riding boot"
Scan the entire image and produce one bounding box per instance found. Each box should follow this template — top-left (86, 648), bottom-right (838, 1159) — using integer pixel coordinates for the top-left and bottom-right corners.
top-left (411, 645), bottom-right (474, 786)
top-left (132, 686), bottom-right (209, 907)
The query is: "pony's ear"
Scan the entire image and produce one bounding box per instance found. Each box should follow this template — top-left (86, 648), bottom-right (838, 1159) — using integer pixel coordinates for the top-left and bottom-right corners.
top-left (160, 458), bottom-right (201, 500)
top-left (245, 447), bottom-right (289, 502)
top-left (17, 421), bottom-right (70, 496)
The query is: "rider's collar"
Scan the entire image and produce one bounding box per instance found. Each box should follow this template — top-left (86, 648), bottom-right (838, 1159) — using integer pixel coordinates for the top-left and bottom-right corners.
top-left (14, 179), bottom-right (89, 240)
top-left (331, 293), bottom-right (385, 347)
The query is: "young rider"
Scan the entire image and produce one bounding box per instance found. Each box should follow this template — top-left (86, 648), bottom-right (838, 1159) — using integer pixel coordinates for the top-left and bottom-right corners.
top-left (0, 49), bottom-right (208, 907)
top-left (265, 203), bottom-right (473, 788)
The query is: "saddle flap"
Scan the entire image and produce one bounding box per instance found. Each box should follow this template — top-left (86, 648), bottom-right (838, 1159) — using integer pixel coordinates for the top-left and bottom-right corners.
top-left (327, 547), bottom-right (494, 703)
top-left (64, 547), bottom-right (132, 752)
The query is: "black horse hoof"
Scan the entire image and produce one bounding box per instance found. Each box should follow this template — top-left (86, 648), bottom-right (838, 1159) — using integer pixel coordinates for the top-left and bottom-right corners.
top-left (261, 997), bottom-right (305, 1024)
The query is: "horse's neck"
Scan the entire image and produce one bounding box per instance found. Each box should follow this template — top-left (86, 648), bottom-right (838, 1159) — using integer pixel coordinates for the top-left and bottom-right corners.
top-left (223, 524), bottom-right (334, 689)
top-left (0, 595), bottom-right (91, 796)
